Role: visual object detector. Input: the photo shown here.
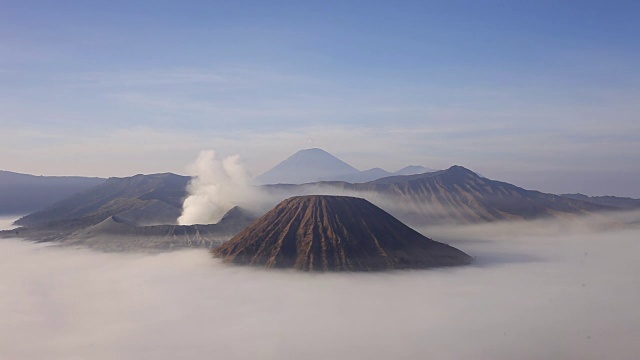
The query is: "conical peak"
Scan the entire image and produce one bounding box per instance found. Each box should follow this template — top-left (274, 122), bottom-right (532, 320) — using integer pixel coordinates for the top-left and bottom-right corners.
top-left (255, 149), bottom-right (359, 185)
top-left (287, 148), bottom-right (341, 161)
top-left (213, 195), bottom-right (472, 271)
top-left (285, 149), bottom-right (357, 170)
top-left (291, 148), bottom-right (330, 156)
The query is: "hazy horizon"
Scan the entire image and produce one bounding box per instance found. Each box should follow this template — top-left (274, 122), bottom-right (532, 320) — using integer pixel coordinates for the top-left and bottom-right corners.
top-left (2, 1), bottom-right (639, 197)
top-left (2, 146), bottom-right (640, 198)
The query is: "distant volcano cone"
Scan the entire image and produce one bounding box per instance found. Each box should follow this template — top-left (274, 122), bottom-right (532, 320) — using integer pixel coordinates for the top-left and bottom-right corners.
top-left (213, 195), bottom-right (472, 271)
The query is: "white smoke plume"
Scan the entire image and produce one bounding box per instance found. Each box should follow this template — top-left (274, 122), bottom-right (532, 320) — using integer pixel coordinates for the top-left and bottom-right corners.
top-left (178, 150), bottom-right (266, 225)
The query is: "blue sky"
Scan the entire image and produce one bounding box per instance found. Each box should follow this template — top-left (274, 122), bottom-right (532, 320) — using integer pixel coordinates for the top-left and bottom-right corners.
top-left (1, 1), bottom-right (639, 196)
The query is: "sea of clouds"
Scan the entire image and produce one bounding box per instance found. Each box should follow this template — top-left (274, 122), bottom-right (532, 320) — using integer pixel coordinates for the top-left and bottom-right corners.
top-left (1, 213), bottom-right (639, 360)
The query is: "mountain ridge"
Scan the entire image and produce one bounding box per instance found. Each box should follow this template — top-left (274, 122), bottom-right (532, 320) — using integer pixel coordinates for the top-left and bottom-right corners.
top-left (561, 193), bottom-right (640, 210)
top-left (0, 170), bottom-right (105, 215)
top-left (264, 165), bottom-right (613, 225)
top-left (14, 172), bottom-right (190, 228)
top-left (5, 163), bottom-right (630, 251)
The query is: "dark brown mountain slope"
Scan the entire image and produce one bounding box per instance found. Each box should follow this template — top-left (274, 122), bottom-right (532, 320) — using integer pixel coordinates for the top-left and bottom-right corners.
top-left (214, 195), bottom-right (472, 271)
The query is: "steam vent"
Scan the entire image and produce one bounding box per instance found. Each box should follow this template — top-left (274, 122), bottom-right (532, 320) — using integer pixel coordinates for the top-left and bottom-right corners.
top-left (213, 195), bottom-right (472, 271)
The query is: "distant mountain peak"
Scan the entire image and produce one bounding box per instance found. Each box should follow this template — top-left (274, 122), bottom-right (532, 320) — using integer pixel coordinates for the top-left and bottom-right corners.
top-left (286, 148), bottom-right (355, 164)
top-left (295, 147), bottom-right (331, 155)
top-left (394, 165), bottom-right (435, 176)
top-left (255, 149), bottom-right (443, 184)
top-left (254, 148), bottom-right (359, 185)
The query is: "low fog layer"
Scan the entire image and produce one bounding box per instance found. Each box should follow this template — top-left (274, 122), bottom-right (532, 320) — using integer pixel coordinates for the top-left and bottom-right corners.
top-left (0, 216), bottom-right (19, 231)
top-left (2, 214), bottom-right (639, 360)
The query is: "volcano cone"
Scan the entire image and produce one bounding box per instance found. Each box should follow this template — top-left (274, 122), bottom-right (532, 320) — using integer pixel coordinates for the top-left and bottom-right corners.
top-left (213, 195), bottom-right (472, 271)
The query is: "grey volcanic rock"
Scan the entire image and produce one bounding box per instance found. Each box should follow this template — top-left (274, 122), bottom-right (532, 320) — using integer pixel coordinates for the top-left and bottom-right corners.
top-left (213, 195), bottom-right (472, 271)
top-left (3, 206), bottom-right (257, 252)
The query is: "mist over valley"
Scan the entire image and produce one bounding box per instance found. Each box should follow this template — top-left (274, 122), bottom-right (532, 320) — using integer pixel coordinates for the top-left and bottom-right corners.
top-left (2, 212), bottom-right (639, 359)
top-left (3, 2), bottom-right (639, 358)
top-left (2, 148), bottom-right (639, 358)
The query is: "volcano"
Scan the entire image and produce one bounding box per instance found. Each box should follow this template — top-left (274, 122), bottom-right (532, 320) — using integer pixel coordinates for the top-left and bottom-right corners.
top-left (254, 148), bottom-right (359, 185)
top-left (213, 195), bottom-right (472, 271)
